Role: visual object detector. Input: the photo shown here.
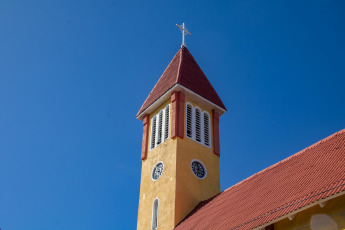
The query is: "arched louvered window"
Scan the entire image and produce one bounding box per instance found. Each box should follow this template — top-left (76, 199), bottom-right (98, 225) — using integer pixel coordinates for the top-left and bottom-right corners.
top-left (151, 115), bottom-right (157, 149)
top-left (152, 198), bottom-right (159, 230)
top-left (195, 108), bottom-right (201, 142)
top-left (185, 103), bottom-right (211, 148)
top-left (150, 105), bottom-right (170, 150)
top-left (157, 110), bottom-right (163, 145)
top-left (186, 104), bottom-right (193, 138)
top-left (164, 105), bottom-right (170, 140)
top-left (204, 113), bottom-right (210, 146)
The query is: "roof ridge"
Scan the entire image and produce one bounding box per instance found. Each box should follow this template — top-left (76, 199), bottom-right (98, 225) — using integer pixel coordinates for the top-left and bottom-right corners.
top-left (176, 47), bottom-right (184, 83)
top-left (136, 50), bottom-right (181, 116)
top-left (159, 49), bottom-right (181, 83)
top-left (224, 128), bottom-right (345, 193)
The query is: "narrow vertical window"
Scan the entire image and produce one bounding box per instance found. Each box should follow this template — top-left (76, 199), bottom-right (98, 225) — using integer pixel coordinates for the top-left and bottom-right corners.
top-left (186, 104), bottom-right (193, 138)
top-left (164, 105), bottom-right (170, 140)
top-left (195, 108), bottom-right (201, 142)
top-left (204, 113), bottom-right (210, 146)
top-left (157, 110), bottom-right (163, 145)
top-left (150, 106), bottom-right (171, 150)
top-left (151, 116), bottom-right (156, 149)
top-left (152, 198), bottom-right (159, 230)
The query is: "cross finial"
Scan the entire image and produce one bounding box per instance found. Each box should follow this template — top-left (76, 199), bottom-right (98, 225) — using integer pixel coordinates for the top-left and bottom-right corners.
top-left (176, 23), bottom-right (191, 47)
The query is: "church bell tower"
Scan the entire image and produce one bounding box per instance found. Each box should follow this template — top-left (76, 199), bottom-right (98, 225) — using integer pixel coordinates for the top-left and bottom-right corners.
top-left (136, 45), bottom-right (226, 230)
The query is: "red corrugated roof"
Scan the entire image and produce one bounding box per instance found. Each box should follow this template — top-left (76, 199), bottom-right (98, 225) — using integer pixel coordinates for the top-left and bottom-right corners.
top-left (174, 129), bottom-right (345, 230)
top-left (136, 47), bottom-right (226, 117)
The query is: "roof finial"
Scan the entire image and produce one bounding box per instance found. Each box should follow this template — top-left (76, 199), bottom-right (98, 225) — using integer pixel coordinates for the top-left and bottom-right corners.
top-left (176, 22), bottom-right (191, 47)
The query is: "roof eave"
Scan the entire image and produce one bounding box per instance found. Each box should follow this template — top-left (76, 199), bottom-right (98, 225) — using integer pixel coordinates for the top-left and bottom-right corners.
top-left (252, 189), bottom-right (345, 230)
top-left (136, 83), bottom-right (227, 121)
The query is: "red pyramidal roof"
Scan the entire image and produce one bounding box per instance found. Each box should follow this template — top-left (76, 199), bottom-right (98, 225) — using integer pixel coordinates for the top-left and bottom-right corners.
top-left (136, 46), bottom-right (226, 118)
top-left (174, 129), bottom-right (345, 230)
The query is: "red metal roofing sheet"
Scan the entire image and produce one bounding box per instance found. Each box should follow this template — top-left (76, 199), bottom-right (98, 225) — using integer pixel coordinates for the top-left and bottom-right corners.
top-left (174, 129), bottom-right (345, 230)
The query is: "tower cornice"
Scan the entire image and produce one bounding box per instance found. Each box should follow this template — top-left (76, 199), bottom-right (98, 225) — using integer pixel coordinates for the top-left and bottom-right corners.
top-left (136, 83), bottom-right (226, 120)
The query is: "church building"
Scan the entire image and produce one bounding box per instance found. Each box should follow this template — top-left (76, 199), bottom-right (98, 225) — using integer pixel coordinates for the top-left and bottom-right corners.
top-left (135, 33), bottom-right (345, 230)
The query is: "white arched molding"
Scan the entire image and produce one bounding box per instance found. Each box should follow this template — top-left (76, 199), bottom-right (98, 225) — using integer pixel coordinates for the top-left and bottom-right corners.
top-left (151, 198), bottom-right (159, 230)
top-left (185, 103), bottom-right (211, 148)
top-left (150, 104), bottom-right (170, 150)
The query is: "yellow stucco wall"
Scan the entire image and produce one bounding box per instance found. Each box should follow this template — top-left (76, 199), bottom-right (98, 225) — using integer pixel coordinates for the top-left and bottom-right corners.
top-left (137, 99), bottom-right (177, 230)
top-left (137, 95), bottom-right (221, 230)
top-left (174, 97), bottom-right (221, 225)
top-left (274, 193), bottom-right (345, 230)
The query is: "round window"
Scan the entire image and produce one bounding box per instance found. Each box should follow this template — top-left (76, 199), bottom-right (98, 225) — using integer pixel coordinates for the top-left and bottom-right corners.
top-left (191, 160), bottom-right (207, 179)
top-left (152, 162), bottom-right (164, 181)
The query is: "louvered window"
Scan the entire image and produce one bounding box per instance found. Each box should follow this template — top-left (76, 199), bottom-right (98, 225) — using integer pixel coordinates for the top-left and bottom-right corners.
top-left (186, 104), bottom-right (192, 138)
top-left (195, 109), bottom-right (201, 142)
top-left (151, 116), bottom-right (157, 149)
top-left (152, 198), bottom-right (159, 230)
top-left (157, 111), bottom-right (163, 145)
top-left (150, 105), bottom-right (170, 150)
top-left (204, 113), bottom-right (210, 146)
top-left (164, 105), bottom-right (170, 140)
top-left (186, 103), bottom-right (211, 148)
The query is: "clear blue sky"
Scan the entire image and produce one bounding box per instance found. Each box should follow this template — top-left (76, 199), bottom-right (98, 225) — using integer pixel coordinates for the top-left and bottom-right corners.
top-left (1, 1), bottom-right (344, 229)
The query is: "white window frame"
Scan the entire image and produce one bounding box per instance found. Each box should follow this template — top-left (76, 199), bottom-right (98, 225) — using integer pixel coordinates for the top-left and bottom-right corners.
top-left (185, 103), bottom-right (211, 148)
top-left (150, 104), bottom-right (170, 150)
top-left (151, 198), bottom-right (159, 230)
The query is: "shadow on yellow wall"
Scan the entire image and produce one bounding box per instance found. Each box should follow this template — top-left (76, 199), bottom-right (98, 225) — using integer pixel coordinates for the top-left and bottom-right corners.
top-left (310, 214), bottom-right (338, 230)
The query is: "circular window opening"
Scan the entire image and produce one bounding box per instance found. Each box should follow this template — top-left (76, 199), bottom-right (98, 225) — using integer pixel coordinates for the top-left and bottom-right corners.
top-left (191, 160), bottom-right (207, 179)
top-left (152, 162), bottom-right (164, 181)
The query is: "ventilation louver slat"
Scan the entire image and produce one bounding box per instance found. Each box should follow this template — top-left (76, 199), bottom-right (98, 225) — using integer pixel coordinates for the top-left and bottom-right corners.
top-left (204, 113), bottom-right (209, 146)
top-left (195, 109), bottom-right (201, 142)
top-left (164, 105), bottom-right (169, 140)
top-left (157, 111), bottom-right (163, 145)
top-left (187, 105), bottom-right (193, 138)
top-left (151, 116), bottom-right (157, 149)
